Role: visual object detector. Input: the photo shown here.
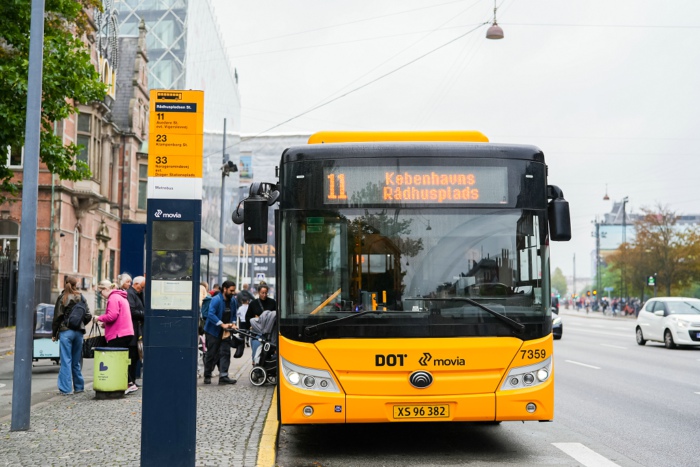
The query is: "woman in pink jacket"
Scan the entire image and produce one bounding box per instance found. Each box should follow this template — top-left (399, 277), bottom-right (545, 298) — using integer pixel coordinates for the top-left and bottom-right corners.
top-left (95, 280), bottom-right (138, 394)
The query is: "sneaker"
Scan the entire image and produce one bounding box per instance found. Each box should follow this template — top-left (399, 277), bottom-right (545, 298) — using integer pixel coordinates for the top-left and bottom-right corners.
top-left (125, 384), bottom-right (139, 395)
top-left (204, 377), bottom-right (211, 384)
top-left (218, 376), bottom-right (237, 385)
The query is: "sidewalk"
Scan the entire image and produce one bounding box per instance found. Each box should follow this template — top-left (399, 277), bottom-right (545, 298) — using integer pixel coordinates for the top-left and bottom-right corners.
top-left (558, 307), bottom-right (637, 320)
top-left (0, 326), bottom-right (15, 355)
top-left (0, 333), bottom-right (277, 467)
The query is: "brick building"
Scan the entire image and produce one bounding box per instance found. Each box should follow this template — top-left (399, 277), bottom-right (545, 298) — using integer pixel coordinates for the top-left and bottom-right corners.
top-left (0, 7), bottom-right (150, 323)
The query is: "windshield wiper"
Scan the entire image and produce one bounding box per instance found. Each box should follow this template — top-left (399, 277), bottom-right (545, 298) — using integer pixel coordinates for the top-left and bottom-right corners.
top-left (422, 297), bottom-right (525, 333)
top-left (303, 310), bottom-right (382, 336)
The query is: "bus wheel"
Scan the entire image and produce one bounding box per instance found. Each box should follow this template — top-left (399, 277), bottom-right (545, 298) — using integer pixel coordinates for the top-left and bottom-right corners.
top-left (250, 367), bottom-right (267, 386)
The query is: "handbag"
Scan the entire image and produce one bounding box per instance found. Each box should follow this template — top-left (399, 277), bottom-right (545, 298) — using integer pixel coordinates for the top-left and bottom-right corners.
top-left (137, 338), bottom-right (144, 361)
top-left (82, 323), bottom-right (106, 359)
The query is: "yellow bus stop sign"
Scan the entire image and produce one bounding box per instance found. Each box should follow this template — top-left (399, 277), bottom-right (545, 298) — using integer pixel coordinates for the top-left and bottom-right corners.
top-left (148, 90), bottom-right (204, 178)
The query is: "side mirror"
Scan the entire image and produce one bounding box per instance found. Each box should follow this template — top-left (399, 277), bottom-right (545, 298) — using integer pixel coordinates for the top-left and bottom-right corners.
top-left (548, 199), bottom-right (571, 241)
top-left (243, 197), bottom-right (268, 244)
top-left (547, 185), bottom-right (571, 242)
top-left (654, 310), bottom-right (665, 317)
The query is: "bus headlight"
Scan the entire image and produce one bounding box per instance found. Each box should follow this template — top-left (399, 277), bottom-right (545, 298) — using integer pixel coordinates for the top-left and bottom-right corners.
top-left (501, 356), bottom-right (552, 391)
top-left (288, 371), bottom-right (301, 385)
top-left (281, 356), bottom-right (340, 393)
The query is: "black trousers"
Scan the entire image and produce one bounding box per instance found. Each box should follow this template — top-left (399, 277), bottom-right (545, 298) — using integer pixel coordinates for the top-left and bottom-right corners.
top-left (106, 335), bottom-right (137, 385)
top-left (204, 332), bottom-right (233, 378)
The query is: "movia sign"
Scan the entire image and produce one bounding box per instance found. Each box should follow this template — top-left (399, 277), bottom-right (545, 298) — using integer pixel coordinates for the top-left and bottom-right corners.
top-left (141, 90), bottom-right (203, 467)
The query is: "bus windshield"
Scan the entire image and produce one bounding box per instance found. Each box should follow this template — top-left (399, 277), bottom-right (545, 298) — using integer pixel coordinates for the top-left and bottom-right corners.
top-left (281, 208), bottom-right (550, 339)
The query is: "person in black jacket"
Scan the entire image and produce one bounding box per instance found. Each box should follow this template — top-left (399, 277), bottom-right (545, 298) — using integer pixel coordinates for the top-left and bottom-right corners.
top-left (245, 285), bottom-right (277, 324)
top-left (246, 285), bottom-right (277, 363)
top-left (52, 275), bottom-right (92, 395)
top-left (126, 276), bottom-right (146, 393)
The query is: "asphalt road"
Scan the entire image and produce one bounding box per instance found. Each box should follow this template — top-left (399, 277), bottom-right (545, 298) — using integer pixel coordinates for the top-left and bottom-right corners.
top-left (0, 350), bottom-right (95, 420)
top-left (276, 311), bottom-right (700, 466)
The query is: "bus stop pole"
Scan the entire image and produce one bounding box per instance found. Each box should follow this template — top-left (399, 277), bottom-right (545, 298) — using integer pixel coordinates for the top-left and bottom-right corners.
top-left (11, 0), bottom-right (45, 432)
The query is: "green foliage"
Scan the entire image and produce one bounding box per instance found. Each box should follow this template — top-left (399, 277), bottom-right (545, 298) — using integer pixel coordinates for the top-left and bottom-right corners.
top-left (607, 205), bottom-right (700, 297)
top-left (0, 0), bottom-right (106, 203)
top-left (551, 267), bottom-right (567, 296)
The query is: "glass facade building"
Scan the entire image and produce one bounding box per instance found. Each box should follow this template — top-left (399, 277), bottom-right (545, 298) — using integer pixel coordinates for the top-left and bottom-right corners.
top-left (117, 0), bottom-right (242, 282)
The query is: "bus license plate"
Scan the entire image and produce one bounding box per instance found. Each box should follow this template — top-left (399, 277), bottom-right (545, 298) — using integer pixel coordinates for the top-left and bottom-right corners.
top-left (393, 404), bottom-right (450, 419)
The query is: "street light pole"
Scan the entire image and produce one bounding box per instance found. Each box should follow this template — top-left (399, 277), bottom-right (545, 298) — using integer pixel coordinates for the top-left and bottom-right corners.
top-left (218, 118), bottom-right (227, 287)
top-left (592, 217), bottom-right (606, 309)
top-left (596, 219), bottom-right (601, 306)
top-left (622, 196), bottom-right (628, 300)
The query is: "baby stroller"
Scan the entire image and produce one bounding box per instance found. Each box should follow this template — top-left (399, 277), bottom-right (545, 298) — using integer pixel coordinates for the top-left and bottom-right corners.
top-left (237, 309), bottom-right (277, 386)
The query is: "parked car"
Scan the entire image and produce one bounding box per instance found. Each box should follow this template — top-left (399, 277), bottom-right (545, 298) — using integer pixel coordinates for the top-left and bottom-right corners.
top-left (552, 310), bottom-right (562, 340)
top-left (635, 297), bottom-right (700, 348)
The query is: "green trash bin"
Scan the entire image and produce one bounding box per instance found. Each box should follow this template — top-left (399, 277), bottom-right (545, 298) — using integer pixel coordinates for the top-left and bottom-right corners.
top-left (93, 347), bottom-right (130, 399)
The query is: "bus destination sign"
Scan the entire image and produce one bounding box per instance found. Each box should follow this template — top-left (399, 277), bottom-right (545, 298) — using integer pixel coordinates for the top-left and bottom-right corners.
top-left (323, 166), bottom-right (508, 205)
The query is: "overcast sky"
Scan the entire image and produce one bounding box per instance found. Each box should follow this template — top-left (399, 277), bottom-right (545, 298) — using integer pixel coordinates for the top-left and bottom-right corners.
top-left (209, 0), bottom-right (700, 281)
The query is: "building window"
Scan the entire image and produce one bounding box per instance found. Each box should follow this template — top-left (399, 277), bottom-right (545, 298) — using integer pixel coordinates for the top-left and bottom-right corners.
top-left (76, 113), bottom-right (91, 165)
top-left (6, 145), bottom-right (23, 168)
top-left (73, 228), bottom-right (80, 272)
top-left (138, 164), bottom-right (148, 210)
top-left (109, 250), bottom-right (115, 281)
top-left (76, 112), bottom-right (100, 180)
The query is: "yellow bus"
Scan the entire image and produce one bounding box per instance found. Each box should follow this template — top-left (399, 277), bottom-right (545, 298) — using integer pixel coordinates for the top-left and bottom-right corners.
top-left (240, 131), bottom-right (571, 424)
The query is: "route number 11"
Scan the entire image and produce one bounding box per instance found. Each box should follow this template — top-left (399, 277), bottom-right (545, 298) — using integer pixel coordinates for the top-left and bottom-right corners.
top-left (327, 173), bottom-right (348, 200)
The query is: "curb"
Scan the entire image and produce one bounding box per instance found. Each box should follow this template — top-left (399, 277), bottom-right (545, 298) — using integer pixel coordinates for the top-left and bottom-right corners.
top-left (257, 388), bottom-right (279, 467)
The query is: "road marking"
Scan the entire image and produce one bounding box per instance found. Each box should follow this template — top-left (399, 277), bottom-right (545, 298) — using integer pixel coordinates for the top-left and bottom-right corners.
top-left (600, 343), bottom-right (627, 350)
top-left (694, 392), bottom-right (700, 395)
top-left (564, 328), bottom-right (629, 338)
top-left (0, 384), bottom-right (5, 388)
top-left (553, 442), bottom-right (621, 466)
top-left (565, 360), bottom-right (601, 370)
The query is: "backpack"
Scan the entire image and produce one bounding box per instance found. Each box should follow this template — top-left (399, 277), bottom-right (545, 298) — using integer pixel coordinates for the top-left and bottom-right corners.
top-left (65, 295), bottom-right (88, 331)
top-left (201, 295), bottom-right (212, 321)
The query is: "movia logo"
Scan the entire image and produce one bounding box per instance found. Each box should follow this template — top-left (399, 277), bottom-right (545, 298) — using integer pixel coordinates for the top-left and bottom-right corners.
top-left (154, 209), bottom-right (181, 219)
top-left (419, 352), bottom-right (465, 367)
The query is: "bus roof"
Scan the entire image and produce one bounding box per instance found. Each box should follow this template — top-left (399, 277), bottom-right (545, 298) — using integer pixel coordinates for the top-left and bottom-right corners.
top-left (308, 131), bottom-right (489, 144)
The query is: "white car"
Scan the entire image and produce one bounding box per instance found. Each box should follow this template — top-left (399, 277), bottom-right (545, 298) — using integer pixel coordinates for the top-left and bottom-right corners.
top-left (635, 297), bottom-right (700, 348)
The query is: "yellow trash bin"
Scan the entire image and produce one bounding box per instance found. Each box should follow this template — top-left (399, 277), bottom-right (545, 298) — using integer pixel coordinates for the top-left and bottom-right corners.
top-left (93, 347), bottom-right (130, 399)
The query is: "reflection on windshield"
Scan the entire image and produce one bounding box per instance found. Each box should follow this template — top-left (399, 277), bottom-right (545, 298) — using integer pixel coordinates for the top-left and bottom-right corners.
top-left (283, 209), bottom-right (545, 318)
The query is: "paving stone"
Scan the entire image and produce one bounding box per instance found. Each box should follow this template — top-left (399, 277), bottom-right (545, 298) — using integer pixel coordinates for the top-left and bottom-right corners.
top-left (0, 347), bottom-right (274, 467)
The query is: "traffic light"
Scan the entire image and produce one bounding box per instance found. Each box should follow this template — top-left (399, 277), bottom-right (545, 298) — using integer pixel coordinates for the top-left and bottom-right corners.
top-left (586, 291), bottom-right (591, 297)
top-left (593, 290), bottom-right (597, 296)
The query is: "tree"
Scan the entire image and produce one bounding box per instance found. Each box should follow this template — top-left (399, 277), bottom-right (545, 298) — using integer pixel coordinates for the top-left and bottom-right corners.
top-left (0, 0), bottom-right (106, 203)
top-left (607, 205), bottom-right (700, 297)
top-left (551, 267), bottom-right (567, 296)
